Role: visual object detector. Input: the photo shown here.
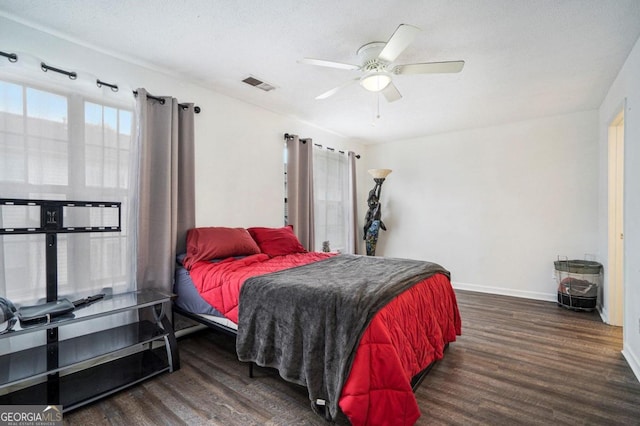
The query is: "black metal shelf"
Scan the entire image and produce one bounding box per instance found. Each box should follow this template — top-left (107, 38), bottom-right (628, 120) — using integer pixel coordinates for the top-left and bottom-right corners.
top-left (0, 348), bottom-right (169, 411)
top-left (5, 290), bottom-right (173, 338)
top-left (0, 289), bottom-right (179, 410)
top-left (0, 320), bottom-right (167, 388)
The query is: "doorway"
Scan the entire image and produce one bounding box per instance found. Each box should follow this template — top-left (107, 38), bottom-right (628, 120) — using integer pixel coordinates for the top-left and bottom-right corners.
top-left (607, 108), bottom-right (624, 326)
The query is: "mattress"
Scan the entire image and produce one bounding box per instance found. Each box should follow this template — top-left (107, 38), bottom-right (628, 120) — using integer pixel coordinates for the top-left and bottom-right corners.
top-left (174, 257), bottom-right (224, 317)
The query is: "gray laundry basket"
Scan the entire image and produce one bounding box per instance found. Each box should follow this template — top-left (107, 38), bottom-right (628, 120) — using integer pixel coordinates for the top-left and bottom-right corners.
top-left (555, 259), bottom-right (602, 311)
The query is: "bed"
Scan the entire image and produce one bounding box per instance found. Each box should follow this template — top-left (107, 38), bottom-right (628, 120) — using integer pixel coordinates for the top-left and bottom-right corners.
top-left (173, 226), bottom-right (461, 425)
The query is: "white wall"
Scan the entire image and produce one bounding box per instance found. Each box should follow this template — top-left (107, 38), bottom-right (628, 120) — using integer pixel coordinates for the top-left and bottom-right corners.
top-left (365, 111), bottom-right (599, 301)
top-left (598, 36), bottom-right (640, 380)
top-left (0, 16), bottom-right (367, 229)
top-left (192, 101), bottom-right (365, 228)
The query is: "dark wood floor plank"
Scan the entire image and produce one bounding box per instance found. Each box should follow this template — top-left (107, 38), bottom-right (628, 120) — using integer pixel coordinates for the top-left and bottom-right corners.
top-left (64, 290), bottom-right (640, 425)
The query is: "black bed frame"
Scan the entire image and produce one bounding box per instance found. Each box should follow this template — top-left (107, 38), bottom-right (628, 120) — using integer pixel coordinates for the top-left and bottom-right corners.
top-left (172, 304), bottom-right (441, 391)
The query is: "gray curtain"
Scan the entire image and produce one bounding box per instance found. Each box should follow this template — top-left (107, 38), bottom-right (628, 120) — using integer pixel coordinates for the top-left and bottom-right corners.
top-left (135, 88), bottom-right (195, 292)
top-left (286, 135), bottom-right (315, 251)
top-left (347, 151), bottom-right (358, 254)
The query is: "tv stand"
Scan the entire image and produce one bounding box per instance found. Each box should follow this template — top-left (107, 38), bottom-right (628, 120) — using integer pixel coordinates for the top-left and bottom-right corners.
top-left (0, 198), bottom-right (179, 410)
top-left (0, 289), bottom-right (179, 411)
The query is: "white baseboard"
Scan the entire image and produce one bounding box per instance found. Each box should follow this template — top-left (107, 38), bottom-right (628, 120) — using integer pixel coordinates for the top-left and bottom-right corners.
top-left (598, 305), bottom-right (610, 324)
top-left (452, 281), bottom-right (618, 324)
top-left (622, 345), bottom-right (640, 383)
top-left (452, 281), bottom-right (556, 302)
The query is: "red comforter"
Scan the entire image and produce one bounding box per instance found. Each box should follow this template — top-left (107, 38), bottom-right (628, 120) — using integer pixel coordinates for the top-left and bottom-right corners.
top-left (189, 253), bottom-right (461, 425)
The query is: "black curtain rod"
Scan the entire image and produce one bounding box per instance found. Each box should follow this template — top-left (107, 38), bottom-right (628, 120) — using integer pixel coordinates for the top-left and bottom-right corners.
top-left (0, 51), bottom-right (17, 62)
top-left (314, 143), bottom-right (361, 159)
top-left (41, 62), bottom-right (77, 79)
top-left (97, 79), bottom-right (119, 92)
top-left (283, 133), bottom-right (361, 159)
top-left (133, 90), bottom-right (164, 104)
top-left (132, 90), bottom-right (201, 113)
top-left (1, 50), bottom-right (201, 113)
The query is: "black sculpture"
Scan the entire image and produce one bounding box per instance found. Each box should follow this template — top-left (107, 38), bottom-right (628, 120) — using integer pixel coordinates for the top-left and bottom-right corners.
top-left (363, 170), bottom-right (391, 256)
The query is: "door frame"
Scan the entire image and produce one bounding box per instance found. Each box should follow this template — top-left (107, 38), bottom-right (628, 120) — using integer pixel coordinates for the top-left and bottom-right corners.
top-left (606, 105), bottom-right (625, 326)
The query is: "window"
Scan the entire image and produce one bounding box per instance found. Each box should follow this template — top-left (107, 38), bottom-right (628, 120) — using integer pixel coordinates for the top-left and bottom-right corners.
top-left (284, 141), bottom-right (355, 254)
top-left (0, 77), bottom-right (135, 303)
top-left (313, 147), bottom-right (350, 253)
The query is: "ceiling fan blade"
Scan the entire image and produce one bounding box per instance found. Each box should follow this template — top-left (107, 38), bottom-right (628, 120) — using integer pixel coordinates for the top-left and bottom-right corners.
top-left (316, 79), bottom-right (359, 99)
top-left (378, 24), bottom-right (421, 63)
top-left (298, 58), bottom-right (360, 71)
top-left (382, 81), bottom-right (402, 102)
top-left (394, 60), bottom-right (465, 75)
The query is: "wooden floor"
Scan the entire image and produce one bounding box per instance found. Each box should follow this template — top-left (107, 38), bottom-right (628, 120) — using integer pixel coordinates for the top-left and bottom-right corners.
top-left (64, 290), bottom-right (640, 425)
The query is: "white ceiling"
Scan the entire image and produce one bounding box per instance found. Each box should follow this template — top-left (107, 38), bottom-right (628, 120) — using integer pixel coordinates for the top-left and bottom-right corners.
top-left (1, 0), bottom-right (640, 144)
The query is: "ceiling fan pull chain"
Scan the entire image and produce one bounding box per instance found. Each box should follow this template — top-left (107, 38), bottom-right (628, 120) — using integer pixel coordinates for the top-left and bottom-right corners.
top-left (372, 93), bottom-right (381, 126)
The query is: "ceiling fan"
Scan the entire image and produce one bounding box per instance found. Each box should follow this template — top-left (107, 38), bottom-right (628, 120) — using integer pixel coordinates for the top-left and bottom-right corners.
top-left (299, 24), bottom-right (464, 102)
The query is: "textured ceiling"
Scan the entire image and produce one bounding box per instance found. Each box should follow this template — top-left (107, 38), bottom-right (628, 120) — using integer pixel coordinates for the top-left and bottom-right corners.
top-left (1, 0), bottom-right (640, 144)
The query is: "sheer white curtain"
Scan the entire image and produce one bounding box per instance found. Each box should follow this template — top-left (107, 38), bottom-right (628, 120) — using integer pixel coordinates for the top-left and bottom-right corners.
top-left (313, 147), bottom-right (357, 254)
top-left (0, 52), bottom-right (137, 306)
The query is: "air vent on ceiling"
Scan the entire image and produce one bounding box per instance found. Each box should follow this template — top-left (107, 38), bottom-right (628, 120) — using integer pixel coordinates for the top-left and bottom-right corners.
top-left (242, 75), bottom-right (276, 92)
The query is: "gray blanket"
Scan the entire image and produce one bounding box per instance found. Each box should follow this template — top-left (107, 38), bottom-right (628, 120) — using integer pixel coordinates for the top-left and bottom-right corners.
top-left (236, 254), bottom-right (449, 420)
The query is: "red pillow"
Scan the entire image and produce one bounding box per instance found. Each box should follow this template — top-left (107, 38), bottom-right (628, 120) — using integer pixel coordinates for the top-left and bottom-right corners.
top-left (182, 227), bottom-right (260, 269)
top-left (247, 225), bottom-right (307, 257)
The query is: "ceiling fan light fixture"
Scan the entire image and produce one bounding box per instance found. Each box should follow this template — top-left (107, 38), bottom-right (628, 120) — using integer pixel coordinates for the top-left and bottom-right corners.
top-left (360, 72), bottom-right (391, 92)
top-left (302, 24), bottom-right (464, 102)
